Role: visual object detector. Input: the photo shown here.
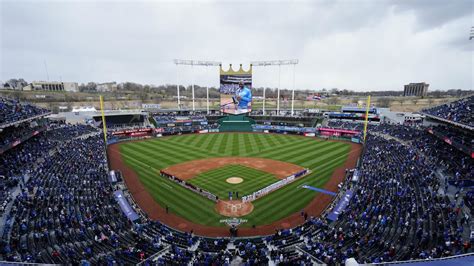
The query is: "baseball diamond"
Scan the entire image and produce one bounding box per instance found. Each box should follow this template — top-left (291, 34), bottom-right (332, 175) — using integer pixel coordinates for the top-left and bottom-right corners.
top-left (108, 133), bottom-right (361, 236)
top-left (188, 165), bottom-right (280, 200)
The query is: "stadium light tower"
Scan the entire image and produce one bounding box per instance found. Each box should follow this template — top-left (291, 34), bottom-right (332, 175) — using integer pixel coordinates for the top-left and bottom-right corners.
top-left (251, 59), bottom-right (298, 115)
top-left (174, 59), bottom-right (221, 110)
top-left (470, 26), bottom-right (474, 40)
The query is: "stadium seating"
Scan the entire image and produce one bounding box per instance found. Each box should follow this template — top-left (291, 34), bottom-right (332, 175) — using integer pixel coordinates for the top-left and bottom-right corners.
top-left (302, 135), bottom-right (470, 263)
top-left (327, 121), bottom-right (424, 141)
top-left (151, 114), bottom-right (218, 134)
top-left (423, 95), bottom-right (474, 127)
top-left (0, 97), bottom-right (50, 127)
top-left (0, 98), bottom-right (472, 264)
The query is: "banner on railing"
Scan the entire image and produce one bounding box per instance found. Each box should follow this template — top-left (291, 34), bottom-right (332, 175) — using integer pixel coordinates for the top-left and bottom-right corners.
top-left (114, 190), bottom-right (139, 221)
top-left (109, 170), bottom-right (118, 183)
top-left (0, 126), bottom-right (46, 155)
top-left (327, 190), bottom-right (353, 221)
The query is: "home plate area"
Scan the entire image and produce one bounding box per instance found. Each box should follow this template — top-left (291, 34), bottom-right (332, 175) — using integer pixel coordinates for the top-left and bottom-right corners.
top-left (215, 200), bottom-right (254, 217)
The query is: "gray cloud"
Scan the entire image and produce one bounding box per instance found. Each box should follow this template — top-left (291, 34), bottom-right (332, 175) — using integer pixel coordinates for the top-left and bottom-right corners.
top-left (391, 0), bottom-right (472, 30)
top-left (1, 0), bottom-right (472, 91)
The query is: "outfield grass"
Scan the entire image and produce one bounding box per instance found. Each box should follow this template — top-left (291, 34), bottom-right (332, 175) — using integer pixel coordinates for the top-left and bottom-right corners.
top-left (188, 164), bottom-right (280, 200)
top-left (119, 133), bottom-right (351, 227)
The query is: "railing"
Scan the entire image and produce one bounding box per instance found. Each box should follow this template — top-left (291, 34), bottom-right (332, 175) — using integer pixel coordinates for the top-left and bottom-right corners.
top-left (0, 262), bottom-right (58, 266)
top-left (0, 112), bottom-right (52, 129)
top-left (136, 245), bottom-right (170, 266)
top-left (295, 246), bottom-right (325, 265)
top-left (427, 128), bottom-right (472, 157)
top-left (374, 252), bottom-right (474, 265)
top-left (0, 126), bottom-right (47, 155)
top-left (422, 113), bottom-right (474, 131)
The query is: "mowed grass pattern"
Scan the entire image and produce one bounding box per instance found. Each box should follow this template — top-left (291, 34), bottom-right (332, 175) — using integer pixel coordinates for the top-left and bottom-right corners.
top-left (188, 165), bottom-right (280, 200)
top-left (119, 133), bottom-right (351, 227)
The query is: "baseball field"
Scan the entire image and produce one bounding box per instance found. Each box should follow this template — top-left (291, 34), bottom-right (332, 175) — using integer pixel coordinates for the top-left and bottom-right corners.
top-left (109, 133), bottom-right (359, 234)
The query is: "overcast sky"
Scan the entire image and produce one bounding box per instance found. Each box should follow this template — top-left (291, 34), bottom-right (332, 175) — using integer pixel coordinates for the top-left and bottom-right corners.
top-left (1, 0), bottom-right (473, 91)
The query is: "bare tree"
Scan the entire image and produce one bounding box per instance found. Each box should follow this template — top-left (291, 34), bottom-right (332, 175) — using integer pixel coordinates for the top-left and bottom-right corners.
top-left (377, 97), bottom-right (392, 108)
top-left (427, 98), bottom-right (435, 108)
top-left (299, 99), bottom-right (305, 109)
top-left (326, 97), bottom-right (340, 105)
top-left (412, 97), bottom-right (420, 106)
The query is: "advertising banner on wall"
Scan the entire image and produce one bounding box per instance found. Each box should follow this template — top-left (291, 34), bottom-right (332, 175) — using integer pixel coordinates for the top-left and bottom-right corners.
top-left (220, 64), bottom-right (253, 115)
top-left (142, 103), bottom-right (161, 109)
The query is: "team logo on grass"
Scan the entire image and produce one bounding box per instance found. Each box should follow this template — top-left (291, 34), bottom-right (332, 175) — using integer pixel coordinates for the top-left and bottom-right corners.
top-left (220, 218), bottom-right (248, 227)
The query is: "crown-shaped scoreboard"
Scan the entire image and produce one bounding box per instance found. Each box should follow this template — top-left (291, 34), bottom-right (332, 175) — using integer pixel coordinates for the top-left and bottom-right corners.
top-left (219, 64), bottom-right (253, 75)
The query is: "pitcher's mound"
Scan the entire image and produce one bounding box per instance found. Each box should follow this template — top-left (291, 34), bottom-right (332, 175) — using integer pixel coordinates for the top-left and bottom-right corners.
top-left (226, 177), bottom-right (243, 184)
top-left (215, 200), bottom-right (254, 217)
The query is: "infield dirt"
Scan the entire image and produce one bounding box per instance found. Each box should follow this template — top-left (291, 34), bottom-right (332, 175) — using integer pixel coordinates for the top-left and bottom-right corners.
top-left (162, 157), bottom-right (304, 180)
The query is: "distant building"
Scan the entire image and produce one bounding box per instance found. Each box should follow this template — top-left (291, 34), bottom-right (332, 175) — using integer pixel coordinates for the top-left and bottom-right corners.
top-left (403, 82), bottom-right (429, 97)
top-left (63, 82), bottom-right (79, 92)
top-left (23, 81), bottom-right (78, 92)
top-left (96, 82), bottom-right (118, 92)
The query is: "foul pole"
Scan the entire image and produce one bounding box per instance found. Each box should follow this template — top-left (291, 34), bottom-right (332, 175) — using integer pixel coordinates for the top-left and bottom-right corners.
top-left (99, 95), bottom-right (108, 144)
top-left (363, 95), bottom-right (371, 142)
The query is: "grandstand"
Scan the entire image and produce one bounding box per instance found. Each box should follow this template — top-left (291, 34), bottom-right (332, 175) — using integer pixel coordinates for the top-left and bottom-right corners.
top-left (0, 95), bottom-right (473, 266)
top-left (323, 106), bottom-right (381, 123)
top-left (422, 95), bottom-right (473, 129)
top-left (92, 111), bottom-right (150, 129)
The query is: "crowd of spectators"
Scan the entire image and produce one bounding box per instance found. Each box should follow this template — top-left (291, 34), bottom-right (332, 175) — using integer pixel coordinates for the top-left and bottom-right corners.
top-left (0, 130), bottom-right (57, 217)
top-left (0, 129), bottom-right (168, 264)
top-left (1, 125), bottom-right (472, 264)
top-left (0, 122), bottom-right (96, 151)
top-left (302, 135), bottom-right (470, 263)
top-left (0, 121), bottom-right (286, 265)
top-left (413, 134), bottom-right (473, 184)
top-left (0, 175), bottom-right (16, 215)
top-left (0, 123), bottom-right (43, 148)
top-left (151, 114), bottom-right (218, 134)
top-left (0, 97), bottom-right (472, 264)
top-left (327, 120), bottom-right (424, 141)
top-left (43, 123), bottom-right (97, 141)
top-left (0, 97), bottom-right (49, 127)
top-left (153, 114), bottom-right (206, 123)
top-left (370, 123), bottom-right (425, 141)
top-left (327, 120), bottom-right (365, 131)
top-left (429, 125), bottom-right (473, 150)
top-left (328, 120), bottom-right (472, 183)
top-left (423, 95), bottom-right (474, 127)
